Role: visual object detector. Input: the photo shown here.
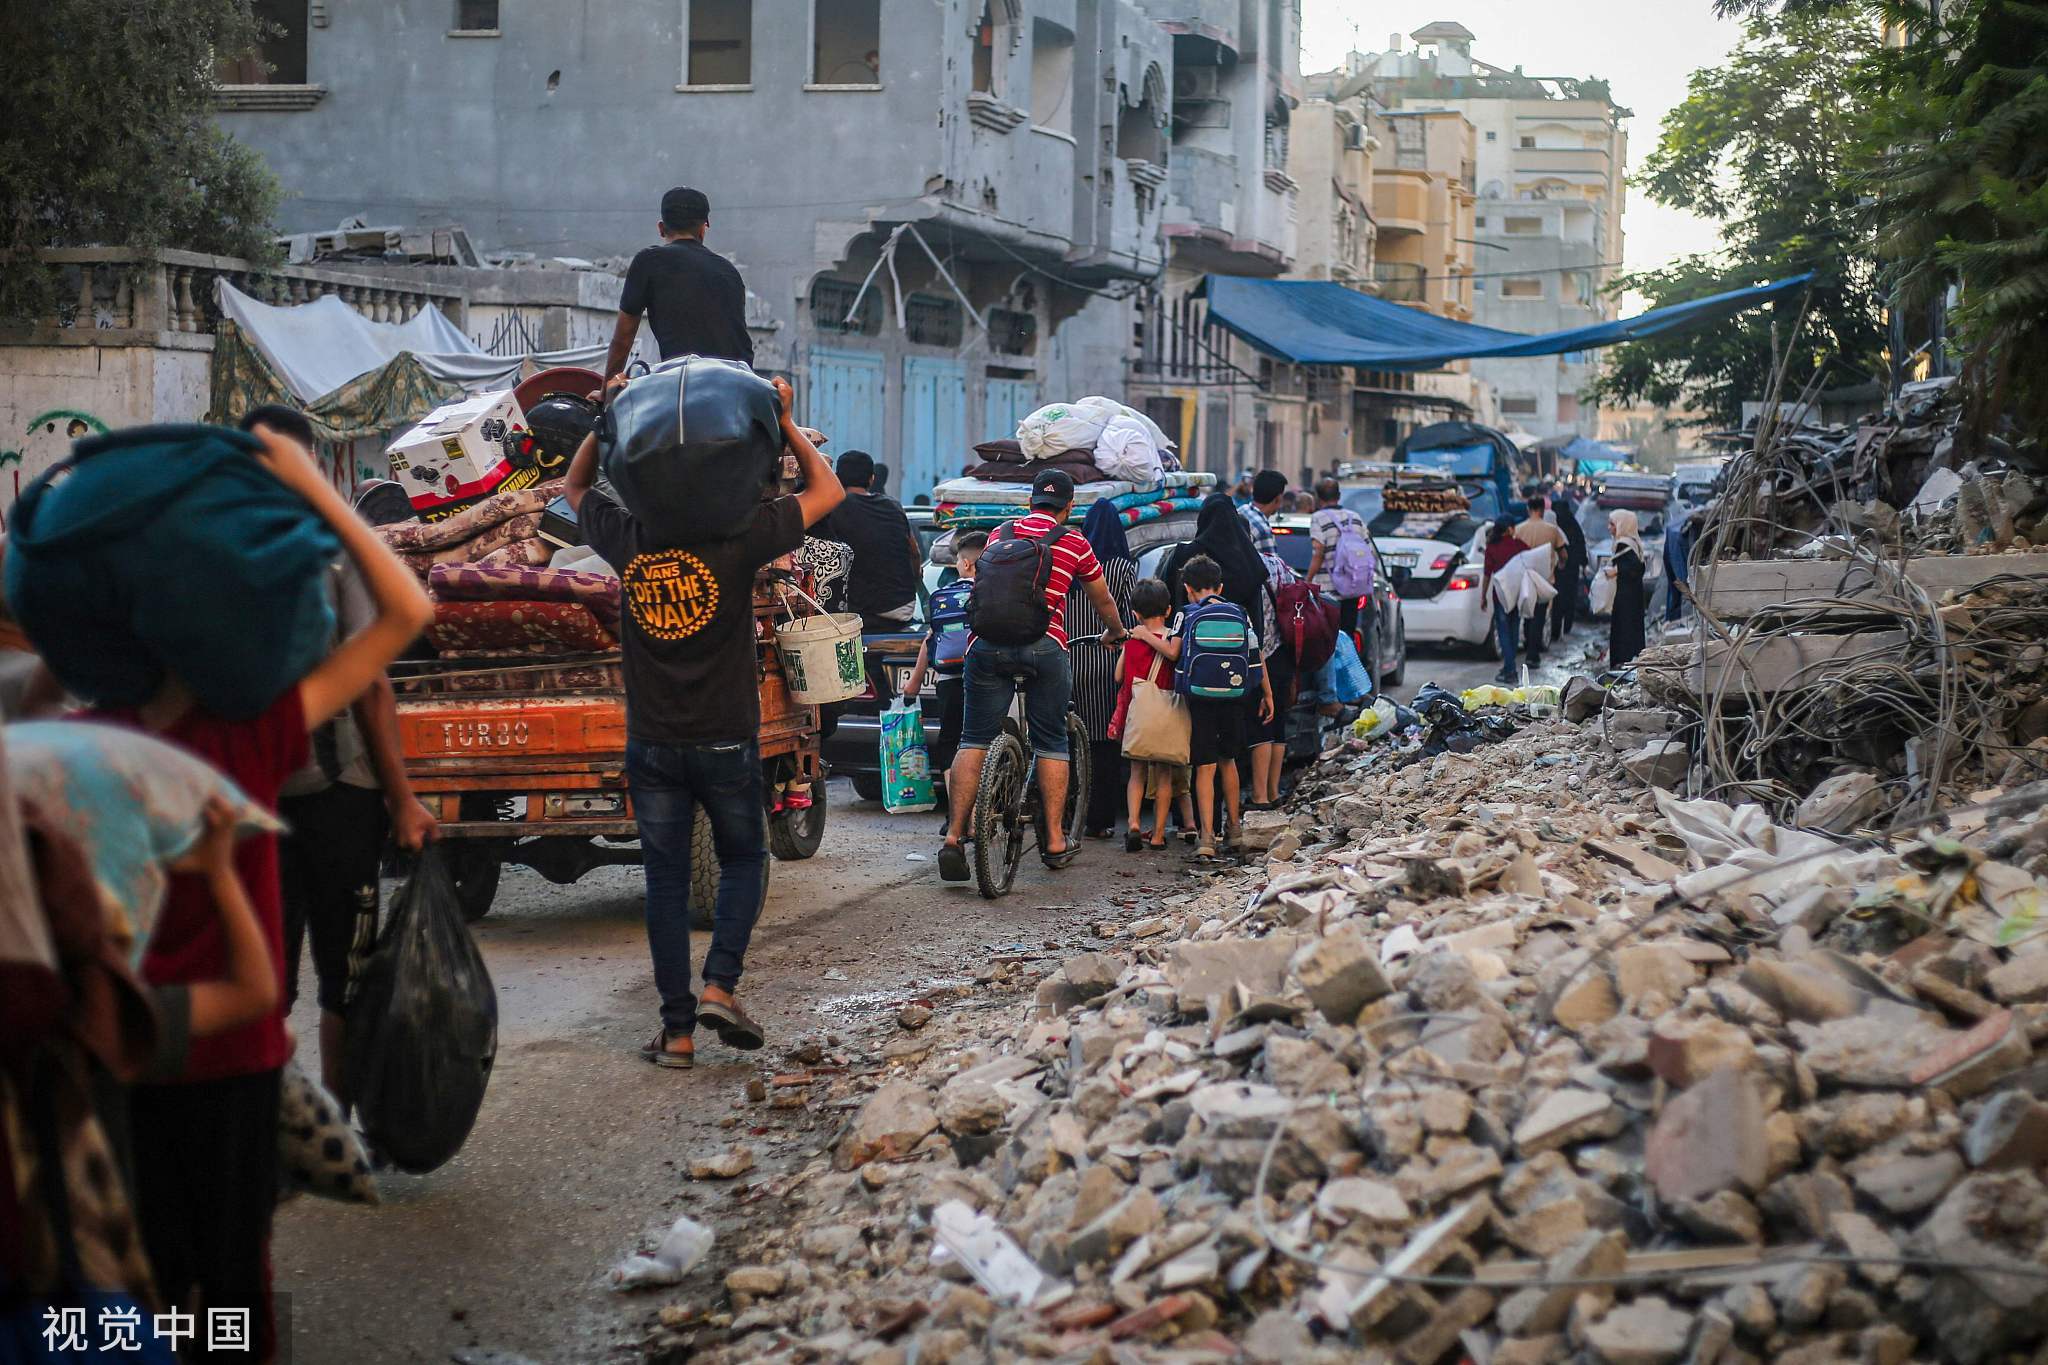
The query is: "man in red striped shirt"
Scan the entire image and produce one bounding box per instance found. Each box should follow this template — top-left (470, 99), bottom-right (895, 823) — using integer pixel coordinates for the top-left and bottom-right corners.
top-left (939, 469), bottom-right (1127, 880)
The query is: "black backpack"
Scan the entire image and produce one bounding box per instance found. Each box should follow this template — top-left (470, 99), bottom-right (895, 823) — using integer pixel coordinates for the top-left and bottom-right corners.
top-left (967, 521), bottom-right (1059, 646)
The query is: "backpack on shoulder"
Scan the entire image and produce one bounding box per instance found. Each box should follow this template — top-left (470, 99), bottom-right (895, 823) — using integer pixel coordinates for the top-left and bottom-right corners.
top-left (1327, 513), bottom-right (1376, 600)
top-left (1273, 580), bottom-right (1340, 671)
top-left (966, 522), bottom-right (1057, 647)
top-left (928, 580), bottom-right (974, 669)
top-left (1175, 602), bottom-right (1254, 700)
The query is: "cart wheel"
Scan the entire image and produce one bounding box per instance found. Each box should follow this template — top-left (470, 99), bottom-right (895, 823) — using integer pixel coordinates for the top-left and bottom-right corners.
top-left (689, 809), bottom-right (770, 931)
top-left (446, 842), bottom-right (505, 923)
top-left (768, 780), bottom-right (827, 860)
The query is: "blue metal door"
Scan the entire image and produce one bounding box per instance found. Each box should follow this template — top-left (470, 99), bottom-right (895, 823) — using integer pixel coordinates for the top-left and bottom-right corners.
top-left (902, 356), bottom-right (967, 505)
top-left (806, 346), bottom-right (884, 466)
top-left (983, 378), bottom-right (1040, 443)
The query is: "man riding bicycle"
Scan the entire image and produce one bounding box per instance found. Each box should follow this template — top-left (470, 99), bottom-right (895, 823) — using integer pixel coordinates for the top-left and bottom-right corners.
top-left (938, 468), bottom-right (1128, 881)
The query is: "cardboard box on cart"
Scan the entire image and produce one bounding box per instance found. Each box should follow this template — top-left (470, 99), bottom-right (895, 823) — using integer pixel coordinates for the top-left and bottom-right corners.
top-left (385, 389), bottom-right (540, 521)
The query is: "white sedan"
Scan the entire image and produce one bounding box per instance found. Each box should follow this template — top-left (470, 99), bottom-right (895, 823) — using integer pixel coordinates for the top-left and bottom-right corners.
top-left (1377, 527), bottom-right (1495, 655)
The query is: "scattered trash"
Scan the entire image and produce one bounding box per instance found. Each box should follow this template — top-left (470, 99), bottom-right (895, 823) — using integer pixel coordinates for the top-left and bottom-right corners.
top-left (929, 1201), bottom-right (1056, 1308)
top-left (609, 1215), bottom-right (713, 1290)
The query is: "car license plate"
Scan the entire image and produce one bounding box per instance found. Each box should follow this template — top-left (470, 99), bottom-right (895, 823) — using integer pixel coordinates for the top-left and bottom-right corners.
top-left (1385, 552), bottom-right (1418, 568)
top-left (889, 666), bottom-right (937, 699)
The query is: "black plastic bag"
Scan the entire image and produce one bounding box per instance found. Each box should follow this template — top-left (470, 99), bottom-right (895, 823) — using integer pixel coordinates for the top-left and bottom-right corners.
top-left (599, 354), bottom-right (782, 543)
top-left (344, 848), bottom-right (498, 1173)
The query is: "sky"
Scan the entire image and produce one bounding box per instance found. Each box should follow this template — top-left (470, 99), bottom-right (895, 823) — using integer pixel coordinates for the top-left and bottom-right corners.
top-left (1298, 0), bottom-right (1748, 280)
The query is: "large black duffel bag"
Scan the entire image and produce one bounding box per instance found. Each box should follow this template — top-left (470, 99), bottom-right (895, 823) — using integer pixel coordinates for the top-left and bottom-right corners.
top-left (598, 355), bottom-right (782, 543)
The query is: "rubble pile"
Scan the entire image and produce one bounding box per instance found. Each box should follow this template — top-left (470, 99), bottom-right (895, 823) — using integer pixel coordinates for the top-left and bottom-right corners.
top-left (1645, 379), bottom-right (2048, 821)
top-left (634, 707), bottom-right (2048, 1365)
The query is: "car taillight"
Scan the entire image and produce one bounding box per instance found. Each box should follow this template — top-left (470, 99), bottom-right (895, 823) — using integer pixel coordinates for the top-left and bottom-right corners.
top-left (1448, 576), bottom-right (1475, 591)
top-left (1430, 553), bottom-right (1453, 572)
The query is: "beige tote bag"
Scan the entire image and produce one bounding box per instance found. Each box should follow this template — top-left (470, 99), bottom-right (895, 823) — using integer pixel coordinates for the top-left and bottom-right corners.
top-left (1121, 655), bottom-right (1191, 764)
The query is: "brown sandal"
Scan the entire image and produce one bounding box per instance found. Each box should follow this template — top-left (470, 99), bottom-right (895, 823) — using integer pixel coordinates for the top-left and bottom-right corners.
top-left (699, 992), bottom-right (765, 1051)
top-left (639, 1031), bottom-right (694, 1069)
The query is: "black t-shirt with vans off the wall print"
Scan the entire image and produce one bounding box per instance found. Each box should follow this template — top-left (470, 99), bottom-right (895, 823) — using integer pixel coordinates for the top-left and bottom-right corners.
top-left (581, 488), bottom-right (803, 745)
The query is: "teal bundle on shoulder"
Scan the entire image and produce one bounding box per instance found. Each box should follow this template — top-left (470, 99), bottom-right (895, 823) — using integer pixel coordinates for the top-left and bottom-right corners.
top-left (4, 423), bottom-right (340, 719)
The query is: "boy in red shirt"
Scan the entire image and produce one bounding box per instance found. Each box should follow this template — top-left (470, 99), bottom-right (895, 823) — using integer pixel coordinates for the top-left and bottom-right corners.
top-left (89, 424), bottom-right (432, 1359)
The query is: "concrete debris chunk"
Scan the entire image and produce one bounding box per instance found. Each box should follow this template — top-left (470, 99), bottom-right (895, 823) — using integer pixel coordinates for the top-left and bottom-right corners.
top-left (1964, 1090), bottom-right (2048, 1170)
top-left (1288, 923), bottom-right (1392, 1022)
top-left (1621, 738), bottom-right (1689, 789)
top-left (836, 1079), bottom-right (939, 1170)
top-left (1793, 771), bottom-right (1884, 833)
top-left (1645, 1069), bottom-right (1767, 1204)
top-left (1165, 935), bottom-right (1301, 1014)
top-left (1514, 1087), bottom-right (1616, 1156)
top-left (1582, 1294), bottom-right (1695, 1364)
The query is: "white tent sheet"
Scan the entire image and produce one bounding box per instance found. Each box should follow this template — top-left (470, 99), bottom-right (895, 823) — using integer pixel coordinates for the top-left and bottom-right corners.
top-left (215, 278), bottom-right (608, 403)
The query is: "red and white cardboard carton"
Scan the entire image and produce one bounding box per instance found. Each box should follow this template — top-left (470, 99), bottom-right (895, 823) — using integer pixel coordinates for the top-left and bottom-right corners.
top-left (385, 389), bottom-right (537, 521)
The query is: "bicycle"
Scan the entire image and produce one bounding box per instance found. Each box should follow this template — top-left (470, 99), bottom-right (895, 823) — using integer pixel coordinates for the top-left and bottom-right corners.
top-left (970, 633), bottom-right (1104, 900)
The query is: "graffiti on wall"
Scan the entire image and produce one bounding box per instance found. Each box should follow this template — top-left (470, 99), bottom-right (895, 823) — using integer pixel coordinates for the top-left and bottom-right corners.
top-left (0, 409), bottom-right (109, 531)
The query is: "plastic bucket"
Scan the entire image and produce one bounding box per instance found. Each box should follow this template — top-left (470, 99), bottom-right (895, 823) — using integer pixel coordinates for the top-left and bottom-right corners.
top-left (774, 601), bottom-right (868, 705)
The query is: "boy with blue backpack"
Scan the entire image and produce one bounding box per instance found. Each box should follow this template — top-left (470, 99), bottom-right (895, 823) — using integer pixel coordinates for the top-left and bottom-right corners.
top-left (902, 530), bottom-right (986, 776)
top-left (1149, 554), bottom-right (1273, 863)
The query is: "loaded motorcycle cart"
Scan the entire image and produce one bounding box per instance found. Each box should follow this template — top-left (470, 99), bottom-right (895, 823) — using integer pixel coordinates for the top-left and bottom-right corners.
top-left (393, 567), bottom-right (827, 923)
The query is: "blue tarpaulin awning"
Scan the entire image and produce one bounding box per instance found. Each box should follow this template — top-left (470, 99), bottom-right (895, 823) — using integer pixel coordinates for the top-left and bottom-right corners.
top-left (1199, 273), bottom-right (1812, 371)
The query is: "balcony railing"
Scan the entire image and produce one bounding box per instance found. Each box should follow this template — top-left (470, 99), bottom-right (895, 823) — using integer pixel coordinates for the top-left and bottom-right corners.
top-left (11, 247), bottom-right (464, 343)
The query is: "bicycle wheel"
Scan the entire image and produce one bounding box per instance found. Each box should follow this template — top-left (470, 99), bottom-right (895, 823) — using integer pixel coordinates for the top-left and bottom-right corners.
top-left (1033, 713), bottom-right (1092, 856)
top-left (973, 733), bottom-right (1028, 899)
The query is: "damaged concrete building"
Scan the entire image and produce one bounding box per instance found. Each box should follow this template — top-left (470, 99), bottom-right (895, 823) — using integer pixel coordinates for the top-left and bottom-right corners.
top-left (214, 0), bottom-right (1178, 503)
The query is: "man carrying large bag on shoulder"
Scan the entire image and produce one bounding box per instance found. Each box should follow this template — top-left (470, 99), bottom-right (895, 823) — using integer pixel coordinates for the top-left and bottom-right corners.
top-left (566, 375), bottom-right (843, 1070)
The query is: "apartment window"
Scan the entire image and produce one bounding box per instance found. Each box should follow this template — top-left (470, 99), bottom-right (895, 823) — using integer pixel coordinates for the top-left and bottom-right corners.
top-left (454, 0), bottom-right (498, 32)
top-left (809, 277), bottom-right (881, 336)
top-left (971, 1), bottom-right (1019, 97)
top-left (1501, 277), bottom-right (1544, 299)
top-left (1116, 63), bottom-right (1167, 164)
top-left (217, 0), bottom-right (308, 82)
top-left (684, 0), bottom-right (751, 86)
top-left (905, 294), bottom-right (964, 348)
top-left (1519, 135), bottom-right (1536, 149)
top-left (1485, 130), bottom-right (1497, 142)
top-left (1503, 216), bottom-right (1542, 236)
top-left (1030, 20), bottom-right (1075, 135)
top-left (813, 0), bottom-right (880, 85)
top-left (988, 307), bottom-right (1037, 355)
top-left (1500, 396), bottom-right (1540, 416)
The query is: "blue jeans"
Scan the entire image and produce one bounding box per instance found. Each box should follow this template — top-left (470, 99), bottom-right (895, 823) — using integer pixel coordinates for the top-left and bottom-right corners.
top-left (959, 635), bottom-right (1073, 759)
top-left (1493, 603), bottom-right (1519, 677)
top-left (626, 737), bottom-right (766, 1035)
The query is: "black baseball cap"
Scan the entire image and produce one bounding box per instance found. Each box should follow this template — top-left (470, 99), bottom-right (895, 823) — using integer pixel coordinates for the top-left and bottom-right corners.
top-left (661, 186), bottom-right (710, 230)
top-left (1030, 467), bottom-right (1076, 510)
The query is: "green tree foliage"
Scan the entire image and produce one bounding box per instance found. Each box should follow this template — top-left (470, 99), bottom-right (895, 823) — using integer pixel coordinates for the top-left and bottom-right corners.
top-left (0, 0), bottom-right (281, 323)
top-left (1588, 9), bottom-right (1888, 427)
top-left (1863, 1), bottom-right (2048, 437)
